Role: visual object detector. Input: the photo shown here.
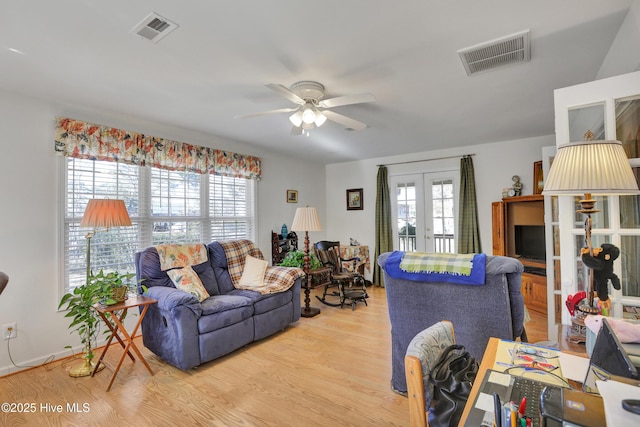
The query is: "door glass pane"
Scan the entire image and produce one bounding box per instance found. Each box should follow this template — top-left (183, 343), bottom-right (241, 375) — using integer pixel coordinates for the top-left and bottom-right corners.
top-left (431, 179), bottom-right (454, 253)
top-left (615, 96), bottom-right (640, 159)
top-left (621, 235), bottom-right (640, 297)
top-left (397, 182), bottom-right (416, 251)
top-left (568, 103), bottom-right (605, 142)
top-left (620, 195), bottom-right (640, 229)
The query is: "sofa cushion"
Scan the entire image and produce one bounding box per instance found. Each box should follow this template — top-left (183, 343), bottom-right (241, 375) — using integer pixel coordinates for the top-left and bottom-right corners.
top-left (137, 247), bottom-right (220, 296)
top-left (200, 294), bottom-right (253, 316)
top-left (167, 266), bottom-right (210, 302)
top-left (208, 242), bottom-right (235, 294)
top-left (227, 288), bottom-right (293, 315)
top-left (198, 295), bottom-right (254, 334)
top-left (239, 255), bottom-right (268, 288)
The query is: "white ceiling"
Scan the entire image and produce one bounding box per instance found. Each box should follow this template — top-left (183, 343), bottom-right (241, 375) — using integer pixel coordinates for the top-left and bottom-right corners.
top-left (0, 1), bottom-right (634, 164)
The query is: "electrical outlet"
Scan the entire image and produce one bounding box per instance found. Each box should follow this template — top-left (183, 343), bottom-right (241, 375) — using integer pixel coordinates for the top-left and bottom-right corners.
top-left (3, 323), bottom-right (17, 340)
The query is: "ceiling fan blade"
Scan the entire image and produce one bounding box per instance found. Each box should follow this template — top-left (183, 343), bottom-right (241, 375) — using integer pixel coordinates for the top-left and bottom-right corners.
top-left (318, 92), bottom-right (376, 108)
top-left (266, 84), bottom-right (305, 105)
top-left (290, 125), bottom-right (303, 136)
top-left (322, 110), bottom-right (368, 131)
top-left (234, 107), bottom-right (298, 119)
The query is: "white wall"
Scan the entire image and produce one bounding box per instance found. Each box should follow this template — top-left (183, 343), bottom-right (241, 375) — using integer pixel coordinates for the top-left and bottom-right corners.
top-left (325, 135), bottom-right (554, 279)
top-left (597, 0), bottom-right (640, 79)
top-left (0, 89), bottom-right (325, 375)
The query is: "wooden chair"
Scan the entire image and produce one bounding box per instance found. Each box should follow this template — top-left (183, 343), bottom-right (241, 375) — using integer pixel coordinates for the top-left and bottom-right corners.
top-left (404, 320), bottom-right (456, 427)
top-left (313, 240), bottom-right (368, 310)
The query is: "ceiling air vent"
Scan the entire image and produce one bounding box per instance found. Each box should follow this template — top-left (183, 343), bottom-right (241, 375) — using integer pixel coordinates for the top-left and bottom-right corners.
top-left (130, 12), bottom-right (178, 43)
top-left (457, 30), bottom-right (530, 76)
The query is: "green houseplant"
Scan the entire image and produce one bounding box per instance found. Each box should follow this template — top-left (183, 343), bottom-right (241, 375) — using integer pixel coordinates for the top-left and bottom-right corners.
top-left (279, 249), bottom-right (322, 270)
top-left (58, 270), bottom-right (136, 377)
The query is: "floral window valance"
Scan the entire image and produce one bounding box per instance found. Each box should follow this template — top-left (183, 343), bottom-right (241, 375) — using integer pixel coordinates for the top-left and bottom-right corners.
top-left (54, 117), bottom-right (262, 180)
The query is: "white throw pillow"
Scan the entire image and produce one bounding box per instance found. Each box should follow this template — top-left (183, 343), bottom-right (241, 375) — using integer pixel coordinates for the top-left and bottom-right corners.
top-left (239, 255), bottom-right (268, 288)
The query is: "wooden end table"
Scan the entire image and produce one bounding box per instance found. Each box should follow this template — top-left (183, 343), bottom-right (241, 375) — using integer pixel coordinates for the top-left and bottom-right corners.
top-left (92, 295), bottom-right (157, 391)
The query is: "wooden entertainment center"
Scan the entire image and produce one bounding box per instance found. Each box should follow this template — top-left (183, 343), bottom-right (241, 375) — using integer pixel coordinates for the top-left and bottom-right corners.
top-left (492, 194), bottom-right (547, 314)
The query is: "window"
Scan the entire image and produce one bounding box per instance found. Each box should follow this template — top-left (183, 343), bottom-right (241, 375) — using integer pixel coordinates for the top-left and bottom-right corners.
top-left (61, 158), bottom-right (255, 294)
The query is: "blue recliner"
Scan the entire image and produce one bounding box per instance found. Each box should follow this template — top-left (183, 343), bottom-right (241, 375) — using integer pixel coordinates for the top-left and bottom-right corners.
top-left (378, 252), bottom-right (525, 394)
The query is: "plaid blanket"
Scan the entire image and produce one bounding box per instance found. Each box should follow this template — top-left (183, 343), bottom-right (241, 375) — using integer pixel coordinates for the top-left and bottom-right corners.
top-left (218, 240), bottom-right (264, 284)
top-left (218, 240), bottom-right (304, 294)
top-left (385, 251), bottom-right (486, 286)
top-left (400, 252), bottom-right (474, 275)
top-left (155, 243), bottom-right (208, 271)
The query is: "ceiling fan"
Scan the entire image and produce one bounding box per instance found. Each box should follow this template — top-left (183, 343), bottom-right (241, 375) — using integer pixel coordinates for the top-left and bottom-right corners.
top-left (235, 81), bottom-right (375, 136)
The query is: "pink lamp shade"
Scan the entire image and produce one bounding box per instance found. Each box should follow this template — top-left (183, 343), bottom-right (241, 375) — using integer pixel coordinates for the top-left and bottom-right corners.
top-left (80, 199), bottom-right (132, 229)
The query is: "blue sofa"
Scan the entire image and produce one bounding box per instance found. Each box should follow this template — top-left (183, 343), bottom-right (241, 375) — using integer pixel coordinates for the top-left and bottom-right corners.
top-left (378, 252), bottom-right (525, 394)
top-left (135, 241), bottom-right (302, 370)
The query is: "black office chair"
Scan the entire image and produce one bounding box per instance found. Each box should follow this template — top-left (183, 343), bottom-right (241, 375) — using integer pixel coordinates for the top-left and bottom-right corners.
top-left (0, 271), bottom-right (8, 295)
top-left (314, 241), bottom-right (367, 310)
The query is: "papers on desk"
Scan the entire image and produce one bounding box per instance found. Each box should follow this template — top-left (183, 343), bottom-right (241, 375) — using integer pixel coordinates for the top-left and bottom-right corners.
top-left (597, 379), bottom-right (640, 425)
top-left (558, 352), bottom-right (590, 382)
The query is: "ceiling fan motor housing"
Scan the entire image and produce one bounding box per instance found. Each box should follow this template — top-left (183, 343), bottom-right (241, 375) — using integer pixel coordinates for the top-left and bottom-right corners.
top-left (290, 81), bottom-right (325, 103)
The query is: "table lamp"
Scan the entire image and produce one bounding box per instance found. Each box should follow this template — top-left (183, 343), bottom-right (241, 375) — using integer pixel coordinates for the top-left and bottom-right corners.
top-left (291, 206), bottom-right (322, 318)
top-left (543, 132), bottom-right (639, 314)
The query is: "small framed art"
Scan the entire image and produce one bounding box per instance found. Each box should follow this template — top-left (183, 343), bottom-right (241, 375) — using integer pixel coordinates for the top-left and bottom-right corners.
top-left (346, 188), bottom-right (363, 210)
top-left (286, 190), bottom-right (298, 203)
top-left (533, 161), bottom-right (543, 194)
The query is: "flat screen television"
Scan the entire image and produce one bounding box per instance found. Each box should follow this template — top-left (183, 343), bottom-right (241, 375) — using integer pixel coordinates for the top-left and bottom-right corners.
top-left (514, 225), bottom-right (546, 261)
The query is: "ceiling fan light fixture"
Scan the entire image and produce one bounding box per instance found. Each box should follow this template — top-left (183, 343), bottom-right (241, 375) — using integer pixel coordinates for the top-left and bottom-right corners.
top-left (301, 103), bottom-right (317, 124)
top-left (314, 111), bottom-right (327, 127)
top-left (301, 121), bottom-right (315, 130)
top-left (289, 111), bottom-right (303, 127)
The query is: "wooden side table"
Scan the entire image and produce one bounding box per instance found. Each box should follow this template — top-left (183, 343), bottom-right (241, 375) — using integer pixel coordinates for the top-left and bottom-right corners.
top-left (92, 295), bottom-right (157, 391)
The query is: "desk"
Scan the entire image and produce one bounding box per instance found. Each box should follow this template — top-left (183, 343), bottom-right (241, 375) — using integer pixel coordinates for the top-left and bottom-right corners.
top-left (339, 245), bottom-right (370, 273)
top-left (92, 295), bottom-right (157, 391)
top-left (460, 338), bottom-right (603, 426)
top-left (460, 338), bottom-right (501, 425)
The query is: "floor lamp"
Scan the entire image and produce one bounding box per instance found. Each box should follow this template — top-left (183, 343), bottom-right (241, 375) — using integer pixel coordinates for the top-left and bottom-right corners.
top-left (291, 206), bottom-right (322, 318)
top-left (543, 135), bottom-right (639, 322)
top-left (69, 198), bottom-right (132, 378)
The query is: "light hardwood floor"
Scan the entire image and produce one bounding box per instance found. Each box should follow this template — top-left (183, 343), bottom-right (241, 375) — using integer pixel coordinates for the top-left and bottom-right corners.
top-left (1, 286), bottom-right (409, 426)
top-left (1, 286), bottom-right (551, 426)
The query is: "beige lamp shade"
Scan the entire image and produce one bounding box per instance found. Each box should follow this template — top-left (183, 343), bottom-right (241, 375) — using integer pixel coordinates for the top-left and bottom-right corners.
top-left (543, 140), bottom-right (640, 196)
top-left (79, 199), bottom-right (132, 229)
top-left (291, 207), bottom-right (322, 232)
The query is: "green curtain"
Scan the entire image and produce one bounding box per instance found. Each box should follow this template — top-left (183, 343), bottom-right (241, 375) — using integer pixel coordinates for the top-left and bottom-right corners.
top-left (374, 166), bottom-right (393, 286)
top-left (458, 155), bottom-right (482, 253)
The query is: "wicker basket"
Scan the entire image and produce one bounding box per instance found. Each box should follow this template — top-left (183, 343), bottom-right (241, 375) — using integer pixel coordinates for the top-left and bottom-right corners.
top-left (111, 286), bottom-right (129, 303)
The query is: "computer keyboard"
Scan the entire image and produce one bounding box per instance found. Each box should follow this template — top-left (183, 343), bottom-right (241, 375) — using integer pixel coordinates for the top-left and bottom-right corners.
top-left (510, 376), bottom-right (559, 427)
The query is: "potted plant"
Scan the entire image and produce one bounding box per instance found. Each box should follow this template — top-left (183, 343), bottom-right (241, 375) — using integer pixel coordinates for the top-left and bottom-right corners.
top-left (279, 249), bottom-right (322, 270)
top-left (58, 270), bottom-right (136, 377)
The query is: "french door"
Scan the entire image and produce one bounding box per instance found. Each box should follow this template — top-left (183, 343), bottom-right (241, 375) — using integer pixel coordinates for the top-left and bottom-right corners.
top-left (390, 171), bottom-right (459, 253)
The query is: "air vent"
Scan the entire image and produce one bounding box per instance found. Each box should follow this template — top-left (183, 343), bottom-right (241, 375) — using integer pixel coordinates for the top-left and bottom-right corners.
top-left (130, 12), bottom-right (178, 43)
top-left (457, 30), bottom-right (530, 76)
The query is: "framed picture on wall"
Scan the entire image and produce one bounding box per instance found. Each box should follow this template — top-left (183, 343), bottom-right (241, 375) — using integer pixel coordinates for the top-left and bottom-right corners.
top-left (287, 190), bottom-right (298, 203)
top-left (533, 161), bottom-right (544, 194)
top-left (346, 188), bottom-right (363, 210)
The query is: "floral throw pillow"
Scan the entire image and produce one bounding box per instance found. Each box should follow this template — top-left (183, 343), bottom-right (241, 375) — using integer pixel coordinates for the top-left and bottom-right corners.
top-left (167, 265), bottom-right (210, 302)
